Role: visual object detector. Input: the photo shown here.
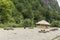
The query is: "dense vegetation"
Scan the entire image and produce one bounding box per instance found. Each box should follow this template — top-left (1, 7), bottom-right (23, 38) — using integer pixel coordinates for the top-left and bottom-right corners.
top-left (0, 0), bottom-right (60, 27)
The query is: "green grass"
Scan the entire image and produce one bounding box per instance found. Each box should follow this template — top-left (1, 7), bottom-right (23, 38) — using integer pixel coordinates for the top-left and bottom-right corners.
top-left (0, 23), bottom-right (23, 28)
top-left (0, 23), bottom-right (34, 28)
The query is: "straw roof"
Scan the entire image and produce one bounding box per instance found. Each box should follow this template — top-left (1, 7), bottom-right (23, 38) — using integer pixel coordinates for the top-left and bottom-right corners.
top-left (36, 20), bottom-right (50, 25)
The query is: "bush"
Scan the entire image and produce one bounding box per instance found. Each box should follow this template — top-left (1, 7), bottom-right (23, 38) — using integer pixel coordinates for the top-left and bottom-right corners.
top-left (23, 19), bottom-right (34, 27)
top-left (51, 21), bottom-right (60, 27)
top-left (7, 23), bottom-right (23, 28)
top-left (0, 24), bottom-right (8, 28)
top-left (0, 23), bottom-right (23, 28)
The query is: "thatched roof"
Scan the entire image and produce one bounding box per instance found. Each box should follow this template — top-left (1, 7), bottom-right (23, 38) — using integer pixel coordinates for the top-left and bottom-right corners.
top-left (36, 20), bottom-right (50, 25)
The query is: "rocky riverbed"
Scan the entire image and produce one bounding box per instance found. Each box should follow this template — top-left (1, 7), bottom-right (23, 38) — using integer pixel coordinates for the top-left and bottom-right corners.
top-left (0, 28), bottom-right (60, 40)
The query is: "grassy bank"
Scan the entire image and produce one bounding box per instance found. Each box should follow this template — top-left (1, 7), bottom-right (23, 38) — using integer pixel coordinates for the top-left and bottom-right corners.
top-left (0, 23), bottom-right (34, 28)
top-left (0, 23), bottom-right (23, 28)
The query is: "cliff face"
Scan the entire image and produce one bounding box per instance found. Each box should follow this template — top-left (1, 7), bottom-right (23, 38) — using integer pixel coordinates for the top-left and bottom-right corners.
top-left (40, 0), bottom-right (60, 11)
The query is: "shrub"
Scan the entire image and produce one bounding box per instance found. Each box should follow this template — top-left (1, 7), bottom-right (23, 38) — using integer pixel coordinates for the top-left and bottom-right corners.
top-left (51, 21), bottom-right (60, 27)
top-left (23, 19), bottom-right (34, 27)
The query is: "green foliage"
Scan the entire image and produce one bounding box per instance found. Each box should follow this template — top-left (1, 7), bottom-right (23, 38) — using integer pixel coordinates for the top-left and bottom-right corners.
top-left (0, 0), bottom-right (12, 23)
top-left (51, 20), bottom-right (60, 27)
top-left (23, 19), bottom-right (34, 27)
top-left (0, 0), bottom-right (60, 27)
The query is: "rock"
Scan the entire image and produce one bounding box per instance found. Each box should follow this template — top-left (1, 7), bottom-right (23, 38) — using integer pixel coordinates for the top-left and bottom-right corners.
top-left (40, 0), bottom-right (60, 11)
top-left (4, 27), bottom-right (14, 30)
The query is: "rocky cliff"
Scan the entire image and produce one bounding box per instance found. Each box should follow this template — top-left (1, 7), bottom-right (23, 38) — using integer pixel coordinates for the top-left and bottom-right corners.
top-left (40, 0), bottom-right (60, 11)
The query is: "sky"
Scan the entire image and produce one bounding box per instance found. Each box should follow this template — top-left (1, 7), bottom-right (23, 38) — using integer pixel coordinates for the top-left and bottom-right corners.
top-left (57, 0), bottom-right (60, 6)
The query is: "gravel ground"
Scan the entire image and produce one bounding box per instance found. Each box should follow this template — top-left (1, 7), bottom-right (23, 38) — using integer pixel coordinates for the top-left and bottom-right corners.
top-left (53, 37), bottom-right (60, 40)
top-left (0, 28), bottom-right (60, 40)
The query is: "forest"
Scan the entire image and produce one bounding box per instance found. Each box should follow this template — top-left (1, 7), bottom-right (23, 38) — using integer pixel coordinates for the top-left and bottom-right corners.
top-left (0, 0), bottom-right (60, 27)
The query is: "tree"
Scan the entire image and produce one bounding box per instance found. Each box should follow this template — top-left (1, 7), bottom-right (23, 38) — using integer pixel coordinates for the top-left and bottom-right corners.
top-left (51, 20), bottom-right (60, 27)
top-left (23, 19), bottom-right (33, 27)
top-left (0, 0), bottom-right (13, 23)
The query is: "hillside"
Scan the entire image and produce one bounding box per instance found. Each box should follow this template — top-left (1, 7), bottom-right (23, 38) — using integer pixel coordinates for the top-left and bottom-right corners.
top-left (0, 0), bottom-right (60, 27)
top-left (40, 0), bottom-right (60, 11)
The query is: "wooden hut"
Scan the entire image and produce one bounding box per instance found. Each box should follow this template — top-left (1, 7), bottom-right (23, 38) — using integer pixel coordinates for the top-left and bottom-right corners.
top-left (36, 20), bottom-right (50, 28)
